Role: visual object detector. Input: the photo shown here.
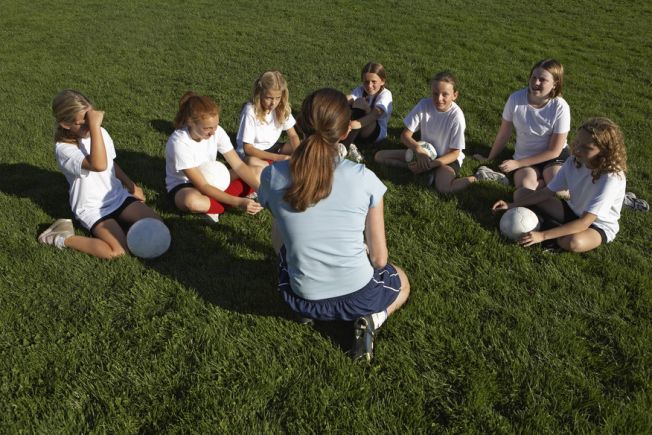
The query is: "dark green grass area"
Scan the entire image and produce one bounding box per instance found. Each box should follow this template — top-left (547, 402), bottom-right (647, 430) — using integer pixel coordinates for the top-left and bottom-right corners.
top-left (1, 0), bottom-right (651, 432)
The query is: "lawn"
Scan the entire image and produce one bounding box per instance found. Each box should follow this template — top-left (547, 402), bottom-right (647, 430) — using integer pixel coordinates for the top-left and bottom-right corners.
top-left (1, 0), bottom-right (651, 432)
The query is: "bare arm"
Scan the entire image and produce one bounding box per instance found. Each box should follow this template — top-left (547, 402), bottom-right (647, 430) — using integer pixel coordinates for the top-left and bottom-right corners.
top-left (503, 132), bottom-right (568, 169)
top-left (520, 212), bottom-right (597, 246)
top-left (80, 109), bottom-right (108, 172)
top-left (286, 127), bottom-right (301, 150)
top-left (183, 166), bottom-right (243, 207)
top-left (223, 149), bottom-right (261, 190)
top-left (114, 163), bottom-right (145, 201)
top-left (429, 149), bottom-right (460, 168)
top-left (243, 143), bottom-right (288, 162)
top-left (492, 187), bottom-right (556, 212)
top-left (475, 119), bottom-right (513, 161)
top-left (351, 107), bottom-right (384, 130)
top-left (364, 198), bottom-right (388, 269)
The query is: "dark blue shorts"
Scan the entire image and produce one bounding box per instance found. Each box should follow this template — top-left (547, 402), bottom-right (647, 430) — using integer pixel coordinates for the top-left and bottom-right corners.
top-left (532, 200), bottom-right (607, 245)
top-left (531, 147), bottom-right (570, 175)
top-left (277, 246), bottom-right (401, 321)
top-left (89, 196), bottom-right (139, 233)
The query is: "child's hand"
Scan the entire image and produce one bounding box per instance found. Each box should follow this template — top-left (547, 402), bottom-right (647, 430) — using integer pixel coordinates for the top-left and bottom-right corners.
top-left (350, 120), bottom-right (362, 130)
top-left (473, 153), bottom-right (489, 161)
top-left (498, 159), bottom-right (520, 173)
top-left (518, 231), bottom-right (544, 247)
top-left (86, 109), bottom-right (105, 128)
top-left (491, 200), bottom-right (510, 213)
top-left (239, 198), bottom-right (263, 215)
top-left (407, 154), bottom-right (432, 174)
top-left (130, 184), bottom-right (146, 201)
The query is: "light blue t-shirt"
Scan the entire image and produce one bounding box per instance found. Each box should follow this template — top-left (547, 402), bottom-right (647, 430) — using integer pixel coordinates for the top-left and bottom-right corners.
top-left (258, 158), bottom-right (387, 300)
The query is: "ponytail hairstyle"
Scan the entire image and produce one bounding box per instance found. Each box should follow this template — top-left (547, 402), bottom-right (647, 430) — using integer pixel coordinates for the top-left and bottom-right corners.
top-left (576, 117), bottom-right (627, 182)
top-left (251, 71), bottom-right (292, 126)
top-left (52, 89), bottom-right (92, 143)
top-left (284, 88), bottom-right (351, 212)
top-left (173, 91), bottom-right (220, 130)
top-left (530, 58), bottom-right (564, 98)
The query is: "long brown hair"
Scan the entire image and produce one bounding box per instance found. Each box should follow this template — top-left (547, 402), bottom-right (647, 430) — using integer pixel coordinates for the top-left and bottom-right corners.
top-left (173, 91), bottom-right (220, 129)
top-left (284, 88), bottom-right (351, 212)
top-left (576, 117), bottom-right (627, 182)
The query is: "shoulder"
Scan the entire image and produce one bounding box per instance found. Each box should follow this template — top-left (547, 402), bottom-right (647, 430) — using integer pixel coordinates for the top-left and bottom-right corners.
top-left (551, 96), bottom-right (570, 111)
top-left (167, 128), bottom-right (191, 147)
top-left (377, 88), bottom-right (392, 102)
top-left (264, 160), bottom-right (292, 190)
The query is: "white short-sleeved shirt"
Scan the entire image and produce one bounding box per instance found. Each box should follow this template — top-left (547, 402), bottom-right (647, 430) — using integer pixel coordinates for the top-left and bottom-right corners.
top-left (403, 99), bottom-right (466, 165)
top-left (502, 88), bottom-right (570, 160)
top-left (258, 158), bottom-right (387, 300)
top-left (165, 126), bottom-right (234, 192)
top-left (55, 128), bottom-right (131, 230)
top-left (547, 157), bottom-right (626, 242)
top-left (235, 102), bottom-right (296, 156)
top-left (350, 86), bottom-right (393, 142)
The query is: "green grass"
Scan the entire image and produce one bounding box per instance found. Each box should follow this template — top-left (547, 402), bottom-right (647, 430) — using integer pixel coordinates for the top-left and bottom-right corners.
top-left (1, 0), bottom-right (651, 432)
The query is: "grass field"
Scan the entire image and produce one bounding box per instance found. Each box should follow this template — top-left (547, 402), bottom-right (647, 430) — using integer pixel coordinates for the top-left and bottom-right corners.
top-left (1, 0), bottom-right (651, 432)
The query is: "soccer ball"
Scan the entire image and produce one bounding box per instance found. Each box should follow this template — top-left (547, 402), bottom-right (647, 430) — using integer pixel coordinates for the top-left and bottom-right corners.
top-left (127, 218), bottom-right (171, 259)
top-left (405, 141), bottom-right (437, 162)
top-left (198, 161), bottom-right (231, 191)
top-left (499, 207), bottom-right (541, 241)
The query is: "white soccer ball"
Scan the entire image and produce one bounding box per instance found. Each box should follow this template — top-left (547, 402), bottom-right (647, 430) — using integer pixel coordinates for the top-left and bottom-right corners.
top-left (405, 141), bottom-right (438, 162)
top-left (198, 161), bottom-right (231, 191)
top-left (127, 218), bottom-right (171, 259)
top-left (499, 207), bottom-right (541, 241)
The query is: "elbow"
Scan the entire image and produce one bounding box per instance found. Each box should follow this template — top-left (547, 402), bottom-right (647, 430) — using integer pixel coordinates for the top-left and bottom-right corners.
top-left (90, 162), bottom-right (108, 172)
top-left (368, 249), bottom-right (388, 269)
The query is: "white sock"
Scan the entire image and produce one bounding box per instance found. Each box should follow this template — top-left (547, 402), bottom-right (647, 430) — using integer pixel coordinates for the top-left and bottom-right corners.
top-left (371, 310), bottom-right (388, 329)
top-left (54, 234), bottom-right (68, 250)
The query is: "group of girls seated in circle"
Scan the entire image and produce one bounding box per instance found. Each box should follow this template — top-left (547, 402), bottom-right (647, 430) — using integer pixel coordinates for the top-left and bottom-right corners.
top-left (38, 60), bottom-right (631, 360)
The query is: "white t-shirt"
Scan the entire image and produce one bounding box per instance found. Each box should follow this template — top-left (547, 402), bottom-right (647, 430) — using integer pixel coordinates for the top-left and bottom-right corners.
top-left (547, 157), bottom-right (626, 242)
top-left (55, 128), bottom-right (131, 230)
top-left (403, 99), bottom-right (466, 165)
top-left (502, 88), bottom-right (570, 160)
top-left (235, 102), bottom-right (296, 156)
top-left (350, 86), bottom-right (393, 142)
top-left (165, 126), bottom-right (234, 191)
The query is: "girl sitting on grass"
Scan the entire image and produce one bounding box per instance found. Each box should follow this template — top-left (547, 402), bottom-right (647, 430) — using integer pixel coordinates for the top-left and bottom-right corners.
top-left (339, 62), bottom-right (393, 162)
top-left (492, 117), bottom-right (627, 253)
top-left (235, 71), bottom-right (300, 170)
top-left (475, 58), bottom-right (570, 190)
top-left (374, 71), bottom-right (481, 193)
top-left (258, 88), bottom-right (410, 362)
top-left (38, 90), bottom-right (162, 259)
top-left (165, 91), bottom-right (263, 223)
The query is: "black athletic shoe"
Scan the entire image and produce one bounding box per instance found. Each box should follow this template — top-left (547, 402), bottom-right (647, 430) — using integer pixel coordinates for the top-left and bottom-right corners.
top-left (352, 315), bottom-right (375, 362)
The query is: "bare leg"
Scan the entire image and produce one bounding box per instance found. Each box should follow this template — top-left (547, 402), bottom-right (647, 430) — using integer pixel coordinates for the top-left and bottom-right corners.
top-left (558, 229), bottom-right (603, 252)
top-left (64, 219), bottom-right (127, 259)
top-left (375, 149), bottom-right (408, 168)
top-left (514, 167), bottom-right (540, 190)
top-left (386, 264), bottom-right (410, 316)
top-left (543, 164), bottom-right (569, 198)
top-left (175, 187), bottom-right (211, 213)
top-left (433, 165), bottom-right (476, 193)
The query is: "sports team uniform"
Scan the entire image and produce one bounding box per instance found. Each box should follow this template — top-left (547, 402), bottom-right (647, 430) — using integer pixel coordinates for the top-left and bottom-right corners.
top-left (502, 87), bottom-right (570, 161)
top-left (165, 126), bottom-right (234, 193)
top-left (258, 158), bottom-right (401, 320)
top-left (403, 99), bottom-right (466, 166)
top-left (55, 127), bottom-right (132, 230)
top-left (235, 102), bottom-right (296, 157)
top-left (546, 157), bottom-right (626, 242)
top-left (349, 86), bottom-right (393, 142)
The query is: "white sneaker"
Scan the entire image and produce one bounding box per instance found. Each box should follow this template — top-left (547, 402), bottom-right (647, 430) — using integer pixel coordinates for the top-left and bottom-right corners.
top-left (475, 166), bottom-right (509, 185)
top-left (204, 213), bottom-right (220, 223)
top-left (38, 219), bottom-right (74, 249)
top-left (348, 144), bottom-right (364, 163)
top-left (337, 143), bottom-right (348, 159)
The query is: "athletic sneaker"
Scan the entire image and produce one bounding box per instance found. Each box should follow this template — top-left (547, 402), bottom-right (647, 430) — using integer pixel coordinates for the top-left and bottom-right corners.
top-left (38, 218), bottom-right (74, 249)
top-left (337, 143), bottom-right (348, 159)
top-left (475, 166), bottom-right (509, 185)
top-left (623, 192), bottom-right (650, 212)
top-left (348, 144), bottom-right (364, 163)
top-left (204, 213), bottom-right (220, 223)
top-left (351, 315), bottom-right (375, 362)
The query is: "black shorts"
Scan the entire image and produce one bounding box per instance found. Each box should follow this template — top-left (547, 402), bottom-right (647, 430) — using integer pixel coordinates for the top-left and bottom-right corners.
top-left (167, 182), bottom-right (194, 204)
top-left (531, 147), bottom-right (570, 175)
top-left (533, 200), bottom-right (607, 245)
top-left (90, 196), bottom-right (139, 233)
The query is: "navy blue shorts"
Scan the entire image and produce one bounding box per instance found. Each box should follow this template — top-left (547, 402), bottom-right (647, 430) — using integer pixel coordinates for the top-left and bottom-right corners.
top-left (277, 246), bottom-right (401, 321)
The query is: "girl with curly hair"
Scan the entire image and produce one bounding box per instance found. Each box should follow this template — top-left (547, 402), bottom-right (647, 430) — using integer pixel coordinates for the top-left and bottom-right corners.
top-left (491, 117), bottom-right (627, 252)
